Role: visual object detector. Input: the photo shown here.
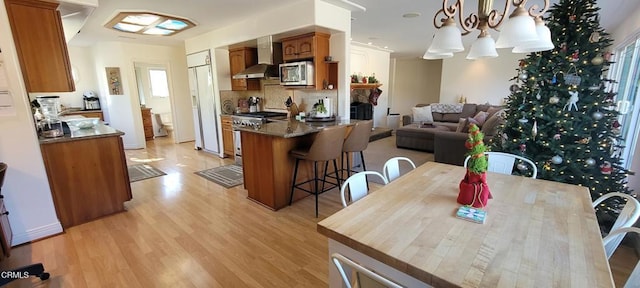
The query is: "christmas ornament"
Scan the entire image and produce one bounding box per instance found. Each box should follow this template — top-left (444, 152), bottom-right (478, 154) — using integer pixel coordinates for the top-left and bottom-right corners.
top-left (588, 85), bottom-right (600, 91)
top-left (519, 60), bottom-right (526, 68)
top-left (518, 117), bottom-right (529, 123)
top-left (519, 143), bottom-right (526, 153)
top-left (553, 134), bottom-right (561, 140)
top-left (591, 55), bottom-right (604, 65)
top-left (612, 120), bottom-right (621, 135)
top-left (600, 161), bottom-right (612, 175)
top-left (551, 155), bottom-right (563, 164)
top-left (604, 51), bottom-right (613, 61)
top-left (543, 162), bottom-right (552, 171)
top-left (563, 91), bottom-right (579, 111)
top-left (564, 66), bottom-right (582, 85)
top-left (532, 120), bottom-right (538, 139)
top-left (560, 42), bottom-right (568, 53)
top-left (551, 73), bottom-right (558, 84)
top-left (592, 111), bottom-right (604, 120)
top-left (569, 15), bottom-right (576, 23)
top-left (570, 50), bottom-right (580, 62)
top-left (517, 163), bottom-right (529, 171)
top-left (589, 32), bottom-right (601, 43)
top-left (510, 84), bottom-right (520, 92)
top-left (586, 158), bottom-right (596, 166)
top-left (519, 71), bottom-right (528, 80)
top-left (536, 91), bottom-right (541, 100)
top-left (549, 95), bottom-right (560, 104)
top-left (577, 137), bottom-right (591, 144)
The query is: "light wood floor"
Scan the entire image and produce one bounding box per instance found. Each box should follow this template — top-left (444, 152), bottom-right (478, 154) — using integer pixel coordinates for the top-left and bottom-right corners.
top-left (1, 136), bottom-right (638, 287)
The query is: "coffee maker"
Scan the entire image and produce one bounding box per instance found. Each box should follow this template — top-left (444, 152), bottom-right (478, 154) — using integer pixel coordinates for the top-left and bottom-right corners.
top-left (83, 91), bottom-right (100, 110)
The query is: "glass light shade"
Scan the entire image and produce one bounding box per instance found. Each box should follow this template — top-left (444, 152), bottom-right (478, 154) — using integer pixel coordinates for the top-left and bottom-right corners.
top-left (512, 19), bottom-right (554, 53)
top-left (157, 19), bottom-right (188, 30)
top-left (113, 23), bottom-right (144, 32)
top-left (428, 18), bottom-right (464, 53)
top-left (122, 14), bottom-right (160, 25)
top-left (467, 34), bottom-right (498, 59)
top-left (495, 7), bottom-right (539, 48)
top-left (423, 50), bottom-right (454, 59)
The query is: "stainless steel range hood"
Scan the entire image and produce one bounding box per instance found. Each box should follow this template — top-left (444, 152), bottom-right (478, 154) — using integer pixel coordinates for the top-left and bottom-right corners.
top-left (232, 36), bottom-right (283, 79)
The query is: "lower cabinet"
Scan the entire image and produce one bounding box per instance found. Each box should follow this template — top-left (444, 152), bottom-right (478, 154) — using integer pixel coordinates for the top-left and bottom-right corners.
top-left (40, 134), bottom-right (132, 228)
top-left (221, 115), bottom-right (234, 158)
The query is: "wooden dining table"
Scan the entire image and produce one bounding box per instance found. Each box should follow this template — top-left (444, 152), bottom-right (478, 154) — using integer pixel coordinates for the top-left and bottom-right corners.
top-left (317, 162), bottom-right (614, 287)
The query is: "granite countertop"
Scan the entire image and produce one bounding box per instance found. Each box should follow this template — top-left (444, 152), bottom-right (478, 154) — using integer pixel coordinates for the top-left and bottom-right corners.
top-left (39, 123), bottom-right (124, 144)
top-left (234, 118), bottom-right (361, 138)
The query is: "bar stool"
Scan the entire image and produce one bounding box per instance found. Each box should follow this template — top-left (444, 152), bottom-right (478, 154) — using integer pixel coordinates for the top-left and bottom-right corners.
top-left (342, 120), bottom-right (373, 178)
top-left (289, 125), bottom-right (347, 217)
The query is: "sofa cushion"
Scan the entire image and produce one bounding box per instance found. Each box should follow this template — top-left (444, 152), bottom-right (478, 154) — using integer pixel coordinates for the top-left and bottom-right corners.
top-left (432, 112), bottom-right (444, 122)
top-left (487, 106), bottom-right (503, 118)
top-left (455, 118), bottom-right (467, 133)
top-left (411, 106), bottom-right (434, 124)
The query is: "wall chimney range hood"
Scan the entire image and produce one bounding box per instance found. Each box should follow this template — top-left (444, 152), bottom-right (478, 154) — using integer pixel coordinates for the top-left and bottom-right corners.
top-left (232, 36), bottom-right (283, 79)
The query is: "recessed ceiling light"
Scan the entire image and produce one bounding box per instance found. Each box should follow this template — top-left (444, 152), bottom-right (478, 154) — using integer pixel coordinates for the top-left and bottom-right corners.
top-left (384, 46), bottom-right (389, 49)
top-left (367, 42), bottom-right (373, 45)
top-left (106, 11), bottom-right (195, 36)
top-left (402, 12), bottom-right (421, 18)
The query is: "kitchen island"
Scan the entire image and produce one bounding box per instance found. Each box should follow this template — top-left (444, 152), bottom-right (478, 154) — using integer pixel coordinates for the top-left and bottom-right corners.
top-left (235, 118), bottom-right (359, 210)
top-left (39, 124), bottom-right (132, 228)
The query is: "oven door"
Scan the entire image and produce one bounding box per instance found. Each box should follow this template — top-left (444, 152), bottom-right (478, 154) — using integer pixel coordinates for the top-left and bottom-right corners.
top-left (233, 130), bottom-right (242, 165)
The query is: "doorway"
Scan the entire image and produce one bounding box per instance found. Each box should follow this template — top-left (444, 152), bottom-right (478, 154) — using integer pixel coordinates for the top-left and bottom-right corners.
top-left (134, 62), bottom-right (174, 141)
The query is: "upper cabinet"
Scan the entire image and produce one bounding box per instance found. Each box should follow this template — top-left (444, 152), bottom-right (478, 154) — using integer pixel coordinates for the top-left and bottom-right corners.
top-left (281, 32), bottom-right (332, 90)
top-left (5, 0), bottom-right (75, 92)
top-left (229, 47), bottom-right (260, 91)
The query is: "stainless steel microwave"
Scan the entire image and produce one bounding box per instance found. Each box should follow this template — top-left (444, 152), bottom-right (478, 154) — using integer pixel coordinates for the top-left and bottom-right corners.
top-left (279, 61), bottom-right (314, 86)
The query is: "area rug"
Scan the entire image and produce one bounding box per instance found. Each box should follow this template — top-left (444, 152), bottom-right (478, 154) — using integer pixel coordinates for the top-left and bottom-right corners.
top-left (128, 164), bottom-right (166, 182)
top-left (194, 164), bottom-right (244, 188)
top-left (362, 135), bottom-right (434, 184)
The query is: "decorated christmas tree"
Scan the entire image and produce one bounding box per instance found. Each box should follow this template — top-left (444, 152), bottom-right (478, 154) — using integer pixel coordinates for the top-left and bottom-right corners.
top-left (492, 0), bottom-right (632, 231)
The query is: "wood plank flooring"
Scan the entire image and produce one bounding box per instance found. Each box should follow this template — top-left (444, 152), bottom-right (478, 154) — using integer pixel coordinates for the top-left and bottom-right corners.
top-left (0, 136), bottom-right (637, 287)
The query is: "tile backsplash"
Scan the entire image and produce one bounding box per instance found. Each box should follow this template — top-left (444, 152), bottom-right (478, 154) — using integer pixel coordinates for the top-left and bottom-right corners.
top-left (220, 79), bottom-right (338, 115)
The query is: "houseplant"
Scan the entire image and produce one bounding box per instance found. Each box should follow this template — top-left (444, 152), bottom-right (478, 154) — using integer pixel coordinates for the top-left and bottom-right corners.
top-left (457, 124), bottom-right (492, 208)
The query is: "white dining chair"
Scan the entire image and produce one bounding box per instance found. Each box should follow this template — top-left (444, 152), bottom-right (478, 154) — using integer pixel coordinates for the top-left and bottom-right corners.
top-left (340, 171), bottom-right (388, 207)
top-left (464, 151), bottom-right (538, 178)
top-left (331, 253), bottom-right (402, 288)
top-left (603, 227), bottom-right (640, 287)
top-left (593, 192), bottom-right (640, 259)
top-left (382, 157), bottom-right (416, 182)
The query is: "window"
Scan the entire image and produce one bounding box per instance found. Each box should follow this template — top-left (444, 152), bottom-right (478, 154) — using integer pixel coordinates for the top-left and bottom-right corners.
top-left (149, 68), bottom-right (169, 97)
top-left (608, 36), bottom-right (640, 169)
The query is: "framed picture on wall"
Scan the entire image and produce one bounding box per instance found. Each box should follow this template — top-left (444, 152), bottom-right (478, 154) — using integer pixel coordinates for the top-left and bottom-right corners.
top-left (105, 67), bottom-right (122, 95)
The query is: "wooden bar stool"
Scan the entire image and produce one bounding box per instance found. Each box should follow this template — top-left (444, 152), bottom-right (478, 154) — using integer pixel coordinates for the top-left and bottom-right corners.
top-left (289, 125), bottom-right (347, 217)
top-left (341, 120), bottom-right (373, 179)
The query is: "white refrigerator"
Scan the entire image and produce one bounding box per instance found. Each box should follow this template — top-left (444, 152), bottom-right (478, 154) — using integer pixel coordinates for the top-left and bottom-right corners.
top-left (187, 50), bottom-right (219, 154)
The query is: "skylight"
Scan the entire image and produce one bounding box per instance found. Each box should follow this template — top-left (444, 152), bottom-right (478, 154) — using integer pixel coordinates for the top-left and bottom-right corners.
top-left (106, 12), bottom-right (195, 36)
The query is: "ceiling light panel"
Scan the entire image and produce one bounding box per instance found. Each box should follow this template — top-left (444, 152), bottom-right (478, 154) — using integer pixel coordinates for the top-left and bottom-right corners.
top-left (106, 12), bottom-right (195, 36)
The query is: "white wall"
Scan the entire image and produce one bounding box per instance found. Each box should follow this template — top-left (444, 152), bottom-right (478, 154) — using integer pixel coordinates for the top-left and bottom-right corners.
top-left (440, 51), bottom-right (522, 105)
top-left (350, 44), bottom-right (390, 127)
top-left (0, 1), bottom-right (62, 245)
top-left (30, 46), bottom-right (99, 108)
top-left (611, 4), bottom-right (640, 195)
top-left (92, 42), bottom-right (194, 148)
top-left (389, 58), bottom-right (442, 117)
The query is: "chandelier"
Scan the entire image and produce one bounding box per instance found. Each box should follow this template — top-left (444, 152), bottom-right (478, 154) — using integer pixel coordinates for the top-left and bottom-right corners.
top-left (424, 0), bottom-right (554, 60)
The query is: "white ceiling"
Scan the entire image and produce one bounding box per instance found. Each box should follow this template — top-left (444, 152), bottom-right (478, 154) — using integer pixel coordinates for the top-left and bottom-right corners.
top-left (69, 0), bottom-right (640, 59)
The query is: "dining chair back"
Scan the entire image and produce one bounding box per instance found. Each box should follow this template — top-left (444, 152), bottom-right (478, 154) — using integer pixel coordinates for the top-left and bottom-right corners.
top-left (331, 253), bottom-right (402, 288)
top-left (593, 192), bottom-right (640, 259)
top-left (602, 227), bottom-right (640, 287)
top-left (340, 171), bottom-right (388, 207)
top-left (383, 157), bottom-right (416, 182)
top-left (464, 152), bottom-right (538, 178)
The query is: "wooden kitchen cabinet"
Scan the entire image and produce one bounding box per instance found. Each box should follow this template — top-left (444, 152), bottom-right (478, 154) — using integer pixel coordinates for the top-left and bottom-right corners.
top-left (40, 133), bottom-right (132, 228)
top-left (221, 115), bottom-right (234, 158)
top-left (5, 0), bottom-right (75, 92)
top-left (281, 32), bottom-right (331, 90)
top-left (141, 108), bottom-right (153, 140)
top-left (229, 47), bottom-right (260, 91)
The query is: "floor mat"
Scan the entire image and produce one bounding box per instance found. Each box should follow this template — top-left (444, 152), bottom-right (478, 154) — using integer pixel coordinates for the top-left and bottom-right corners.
top-left (194, 164), bottom-right (244, 188)
top-left (128, 164), bottom-right (166, 182)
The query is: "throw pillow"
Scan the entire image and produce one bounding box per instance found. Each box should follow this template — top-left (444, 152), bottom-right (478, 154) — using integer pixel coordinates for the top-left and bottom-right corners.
top-left (455, 118), bottom-right (467, 133)
top-left (412, 106), bottom-right (434, 124)
top-left (472, 111), bottom-right (489, 126)
top-left (486, 106), bottom-right (503, 119)
top-left (481, 113), bottom-right (502, 136)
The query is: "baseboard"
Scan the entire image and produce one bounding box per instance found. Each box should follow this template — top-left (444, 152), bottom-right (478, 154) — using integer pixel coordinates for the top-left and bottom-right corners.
top-left (11, 222), bottom-right (63, 246)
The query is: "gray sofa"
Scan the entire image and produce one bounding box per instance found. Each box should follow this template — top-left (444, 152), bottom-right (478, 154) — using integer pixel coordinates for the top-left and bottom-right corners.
top-left (396, 103), bottom-right (504, 166)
